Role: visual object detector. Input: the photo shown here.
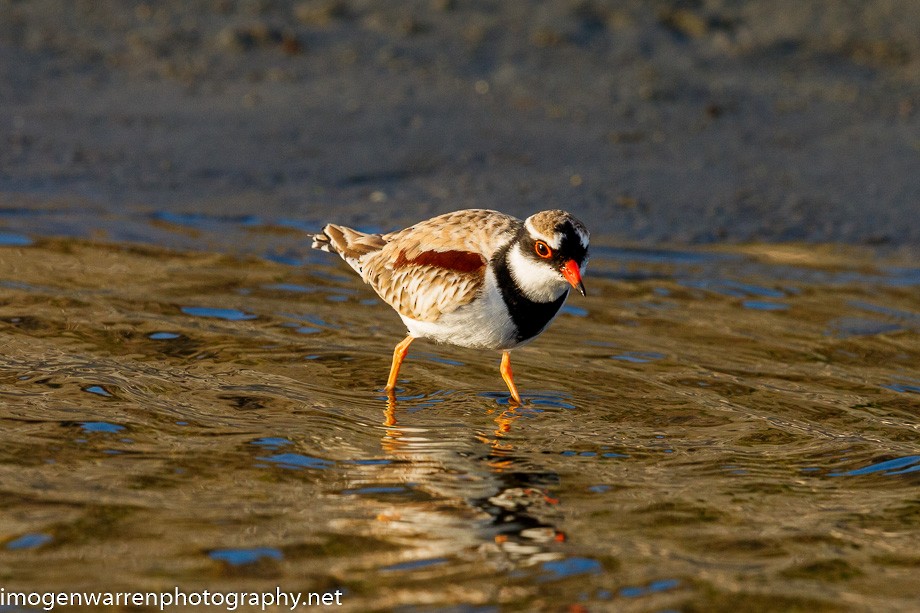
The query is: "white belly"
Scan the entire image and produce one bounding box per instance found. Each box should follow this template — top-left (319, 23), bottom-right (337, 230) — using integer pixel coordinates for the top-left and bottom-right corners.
top-left (400, 271), bottom-right (518, 350)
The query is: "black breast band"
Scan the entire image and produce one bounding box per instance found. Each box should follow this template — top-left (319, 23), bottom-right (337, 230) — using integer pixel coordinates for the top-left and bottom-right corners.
top-left (491, 240), bottom-right (567, 344)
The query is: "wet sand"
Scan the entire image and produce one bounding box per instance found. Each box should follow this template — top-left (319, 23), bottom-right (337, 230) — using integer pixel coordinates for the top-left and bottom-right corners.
top-left (1, 0), bottom-right (919, 250)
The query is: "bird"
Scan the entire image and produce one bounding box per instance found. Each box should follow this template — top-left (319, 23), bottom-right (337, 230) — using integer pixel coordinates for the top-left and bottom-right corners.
top-left (311, 209), bottom-right (589, 403)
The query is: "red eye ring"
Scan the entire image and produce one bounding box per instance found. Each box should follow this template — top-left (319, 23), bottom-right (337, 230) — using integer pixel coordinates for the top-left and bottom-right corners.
top-left (534, 240), bottom-right (553, 259)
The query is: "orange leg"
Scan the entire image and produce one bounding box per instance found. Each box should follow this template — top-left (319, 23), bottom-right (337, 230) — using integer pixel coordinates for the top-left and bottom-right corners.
top-left (500, 351), bottom-right (522, 404)
top-left (386, 335), bottom-right (414, 391)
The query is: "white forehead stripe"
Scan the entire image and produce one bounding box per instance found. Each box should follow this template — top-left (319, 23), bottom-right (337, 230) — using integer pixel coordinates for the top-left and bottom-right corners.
top-left (524, 218), bottom-right (562, 249)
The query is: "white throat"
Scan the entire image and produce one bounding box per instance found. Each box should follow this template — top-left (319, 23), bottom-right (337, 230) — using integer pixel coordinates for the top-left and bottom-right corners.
top-left (507, 244), bottom-right (569, 303)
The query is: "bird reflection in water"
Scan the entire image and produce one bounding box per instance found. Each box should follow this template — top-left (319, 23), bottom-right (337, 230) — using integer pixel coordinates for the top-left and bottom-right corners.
top-left (376, 392), bottom-right (568, 572)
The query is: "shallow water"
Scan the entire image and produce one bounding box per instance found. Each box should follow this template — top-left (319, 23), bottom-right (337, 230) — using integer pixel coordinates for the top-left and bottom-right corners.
top-left (1, 223), bottom-right (918, 611)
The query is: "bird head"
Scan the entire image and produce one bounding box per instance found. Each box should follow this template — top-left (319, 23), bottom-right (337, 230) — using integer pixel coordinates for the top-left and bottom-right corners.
top-left (507, 210), bottom-right (590, 302)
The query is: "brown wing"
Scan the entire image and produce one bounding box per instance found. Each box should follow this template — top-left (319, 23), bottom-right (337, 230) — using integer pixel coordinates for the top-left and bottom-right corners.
top-left (361, 209), bottom-right (522, 322)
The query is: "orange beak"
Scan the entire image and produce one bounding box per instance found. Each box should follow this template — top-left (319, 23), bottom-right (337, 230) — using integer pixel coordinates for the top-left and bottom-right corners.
top-left (561, 260), bottom-right (586, 296)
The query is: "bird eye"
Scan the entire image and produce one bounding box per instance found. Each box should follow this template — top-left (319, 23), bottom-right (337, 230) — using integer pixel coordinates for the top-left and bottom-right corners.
top-left (534, 240), bottom-right (553, 259)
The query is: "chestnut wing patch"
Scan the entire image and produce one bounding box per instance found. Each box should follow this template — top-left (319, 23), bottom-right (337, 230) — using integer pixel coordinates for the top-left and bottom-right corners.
top-left (394, 249), bottom-right (486, 273)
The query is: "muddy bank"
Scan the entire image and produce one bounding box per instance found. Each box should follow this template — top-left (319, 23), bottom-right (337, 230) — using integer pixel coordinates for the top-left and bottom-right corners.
top-left (1, 0), bottom-right (919, 252)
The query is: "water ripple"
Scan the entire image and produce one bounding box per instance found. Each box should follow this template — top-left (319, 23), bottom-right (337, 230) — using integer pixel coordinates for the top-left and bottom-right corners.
top-left (829, 456), bottom-right (920, 477)
top-left (1, 238), bottom-right (918, 610)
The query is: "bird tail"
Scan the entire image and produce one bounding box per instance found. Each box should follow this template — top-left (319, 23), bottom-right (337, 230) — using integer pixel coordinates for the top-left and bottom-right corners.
top-left (311, 224), bottom-right (386, 275)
